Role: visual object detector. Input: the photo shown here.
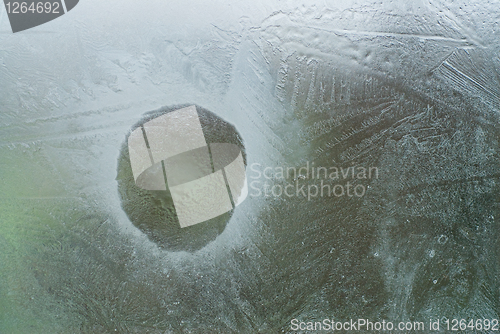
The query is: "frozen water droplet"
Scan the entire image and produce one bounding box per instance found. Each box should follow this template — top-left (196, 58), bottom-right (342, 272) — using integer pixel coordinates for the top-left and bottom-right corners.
top-left (438, 235), bottom-right (448, 244)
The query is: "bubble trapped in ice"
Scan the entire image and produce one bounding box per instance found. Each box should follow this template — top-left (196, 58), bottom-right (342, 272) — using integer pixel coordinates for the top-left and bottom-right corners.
top-left (116, 104), bottom-right (246, 252)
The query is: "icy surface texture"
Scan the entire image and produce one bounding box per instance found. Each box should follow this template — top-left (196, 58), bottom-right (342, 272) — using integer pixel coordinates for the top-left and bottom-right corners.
top-left (0, 0), bottom-right (499, 332)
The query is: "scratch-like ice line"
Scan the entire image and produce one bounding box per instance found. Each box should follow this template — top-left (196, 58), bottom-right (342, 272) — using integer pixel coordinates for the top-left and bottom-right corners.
top-left (440, 61), bottom-right (500, 102)
top-left (0, 126), bottom-right (126, 147)
top-left (422, 0), bottom-right (485, 48)
top-left (319, 27), bottom-right (474, 44)
top-left (262, 24), bottom-right (482, 47)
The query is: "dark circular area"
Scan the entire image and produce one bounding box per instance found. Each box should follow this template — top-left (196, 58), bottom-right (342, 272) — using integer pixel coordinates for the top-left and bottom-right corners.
top-left (116, 104), bottom-right (246, 252)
